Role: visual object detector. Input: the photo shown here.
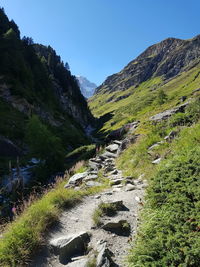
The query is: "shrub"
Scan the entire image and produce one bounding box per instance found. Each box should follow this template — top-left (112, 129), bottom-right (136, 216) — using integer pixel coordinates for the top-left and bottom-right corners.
top-left (128, 148), bottom-right (200, 266)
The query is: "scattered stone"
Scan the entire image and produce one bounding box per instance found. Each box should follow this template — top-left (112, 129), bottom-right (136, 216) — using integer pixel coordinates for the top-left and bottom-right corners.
top-left (113, 140), bottom-right (122, 145)
top-left (89, 161), bottom-right (102, 170)
top-left (125, 183), bottom-right (135, 191)
top-left (88, 170), bottom-right (98, 175)
top-left (112, 188), bottom-right (121, 192)
top-left (90, 158), bottom-right (103, 164)
top-left (105, 200), bottom-right (125, 211)
top-left (49, 232), bottom-right (90, 264)
top-left (101, 151), bottom-right (117, 159)
top-left (110, 174), bottom-right (123, 180)
top-left (110, 179), bottom-right (124, 186)
top-left (104, 158), bottom-right (114, 163)
top-left (83, 175), bottom-right (98, 182)
top-left (85, 181), bottom-right (102, 187)
top-left (164, 130), bottom-right (177, 142)
top-left (140, 183), bottom-right (148, 189)
top-left (120, 138), bottom-right (130, 151)
top-left (152, 158), bottom-right (162, 164)
top-left (104, 166), bottom-right (115, 173)
top-left (102, 220), bottom-right (131, 235)
top-left (94, 195), bottom-right (101, 199)
top-left (112, 184), bottom-right (123, 189)
top-left (64, 172), bottom-right (88, 187)
top-left (192, 88), bottom-right (200, 94)
top-left (109, 169), bottom-right (118, 175)
top-left (105, 144), bottom-right (119, 153)
top-left (96, 241), bottom-right (113, 267)
top-left (74, 186), bottom-right (81, 191)
top-left (148, 143), bottom-right (160, 150)
top-left (125, 179), bottom-right (135, 185)
top-left (67, 257), bottom-right (88, 267)
top-left (135, 196), bottom-right (143, 204)
top-left (103, 191), bottom-right (113, 195)
top-left (150, 102), bottom-right (189, 122)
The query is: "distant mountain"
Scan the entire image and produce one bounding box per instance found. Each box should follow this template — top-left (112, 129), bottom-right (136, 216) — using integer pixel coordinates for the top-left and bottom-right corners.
top-left (95, 35), bottom-right (200, 95)
top-left (76, 76), bottom-right (97, 98)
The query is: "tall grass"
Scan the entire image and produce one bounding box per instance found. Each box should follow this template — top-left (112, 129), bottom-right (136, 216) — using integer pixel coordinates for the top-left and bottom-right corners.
top-left (0, 172), bottom-right (105, 266)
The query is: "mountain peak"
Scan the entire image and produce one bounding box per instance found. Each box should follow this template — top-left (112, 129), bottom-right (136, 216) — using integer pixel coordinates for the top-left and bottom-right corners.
top-left (95, 35), bottom-right (200, 94)
top-left (76, 76), bottom-right (97, 98)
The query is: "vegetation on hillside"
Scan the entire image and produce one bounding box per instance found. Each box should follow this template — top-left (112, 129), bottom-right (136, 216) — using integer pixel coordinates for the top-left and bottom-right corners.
top-left (90, 55), bottom-right (200, 265)
top-left (0, 172), bottom-right (106, 267)
top-left (0, 7), bottom-right (92, 184)
top-left (128, 123), bottom-right (200, 266)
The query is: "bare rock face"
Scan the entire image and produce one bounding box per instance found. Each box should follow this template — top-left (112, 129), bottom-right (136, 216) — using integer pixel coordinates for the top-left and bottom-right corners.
top-left (95, 35), bottom-right (200, 94)
top-left (49, 232), bottom-right (90, 264)
top-left (150, 102), bottom-right (189, 122)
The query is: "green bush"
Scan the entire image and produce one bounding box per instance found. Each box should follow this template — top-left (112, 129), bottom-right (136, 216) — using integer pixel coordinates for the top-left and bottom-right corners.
top-left (128, 148), bottom-right (200, 266)
top-left (26, 115), bottom-right (65, 179)
top-left (156, 89), bottom-right (168, 105)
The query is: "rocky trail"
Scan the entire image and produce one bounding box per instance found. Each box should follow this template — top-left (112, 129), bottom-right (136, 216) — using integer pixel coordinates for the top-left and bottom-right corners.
top-left (30, 122), bottom-right (147, 267)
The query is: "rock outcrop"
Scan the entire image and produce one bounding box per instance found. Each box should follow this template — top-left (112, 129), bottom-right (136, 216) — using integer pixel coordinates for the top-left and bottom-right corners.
top-left (95, 35), bottom-right (200, 94)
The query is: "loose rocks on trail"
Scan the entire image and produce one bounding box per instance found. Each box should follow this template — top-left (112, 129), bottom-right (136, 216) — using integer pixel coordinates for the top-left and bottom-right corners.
top-left (30, 126), bottom-right (146, 267)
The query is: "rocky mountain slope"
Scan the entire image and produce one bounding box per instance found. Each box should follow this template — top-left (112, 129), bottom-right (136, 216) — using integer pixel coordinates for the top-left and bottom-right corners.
top-left (0, 8), bottom-right (93, 185)
top-left (76, 75), bottom-right (97, 98)
top-left (95, 35), bottom-right (200, 94)
top-left (89, 35), bottom-right (200, 133)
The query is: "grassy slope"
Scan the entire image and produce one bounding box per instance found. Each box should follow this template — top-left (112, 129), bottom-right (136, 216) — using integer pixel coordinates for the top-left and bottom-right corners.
top-left (89, 64), bottom-right (200, 266)
top-left (126, 122), bottom-right (200, 266)
top-left (0, 173), bottom-right (107, 267)
top-left (89, 64), bottom-right (200, 132)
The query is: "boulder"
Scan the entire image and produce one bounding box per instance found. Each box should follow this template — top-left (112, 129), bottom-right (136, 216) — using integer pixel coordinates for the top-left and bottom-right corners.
top-left (104, 158), bottom-right (114, 163)
top-left (105, 144), bottom-right (119, 153)
top-left (112, 184), bottom-right (123, 189)
top-left (112, 188), bottom-right (121, 192)
top-left (148, 143), bottom-right (160, 150)
top-left (152, 158), bottom-right (162, 164)
top-left (85, 181), bottom-right (102, 187)
top-left (90, 158), bottom-right (103, 164)
top-left (67, 258), bottom-right (88, 267)
top-left (101, 151), bottom-right (117, 159)
top-left (113, 140), bottom-right (122, 145)
top-left (164, 130), bottom-right (177, 142)
top-left (102, 220), bottom-right (131, 235)
top-left (104, 166), bottom-right (115, 173)
top-left (89, 161), bottom-right (102, 170)
top-left (96, 241), bottom-right (112, 267)
top-left (65, 172), bottom-right (88, 187)
top-left (150, 102), bottom-right (189, 122)
top-left (49, 232), bottom-right (90, 264)
top-left (109, 169), bottom-right (118, 175)
top-left (110, 178), bottom-right (123, 186)
top-left (83, 175), bottom-right (98, 182)
top-left (125, 183), bottom-right (135, 191)
top-left (105, 200), bottom-right (125, 210)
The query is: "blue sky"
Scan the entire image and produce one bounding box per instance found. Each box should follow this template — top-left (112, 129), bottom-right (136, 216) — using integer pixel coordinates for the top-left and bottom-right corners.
top-left (1, 0), bottom-right (200, 85)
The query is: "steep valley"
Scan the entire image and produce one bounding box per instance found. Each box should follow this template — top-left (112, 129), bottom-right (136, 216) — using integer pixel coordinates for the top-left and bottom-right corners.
top-left (0, 6), bottom-right (200, 267)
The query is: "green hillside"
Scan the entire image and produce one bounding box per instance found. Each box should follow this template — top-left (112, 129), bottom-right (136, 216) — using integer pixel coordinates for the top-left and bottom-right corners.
top-left (89, 36), bottom-right (200, 266)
